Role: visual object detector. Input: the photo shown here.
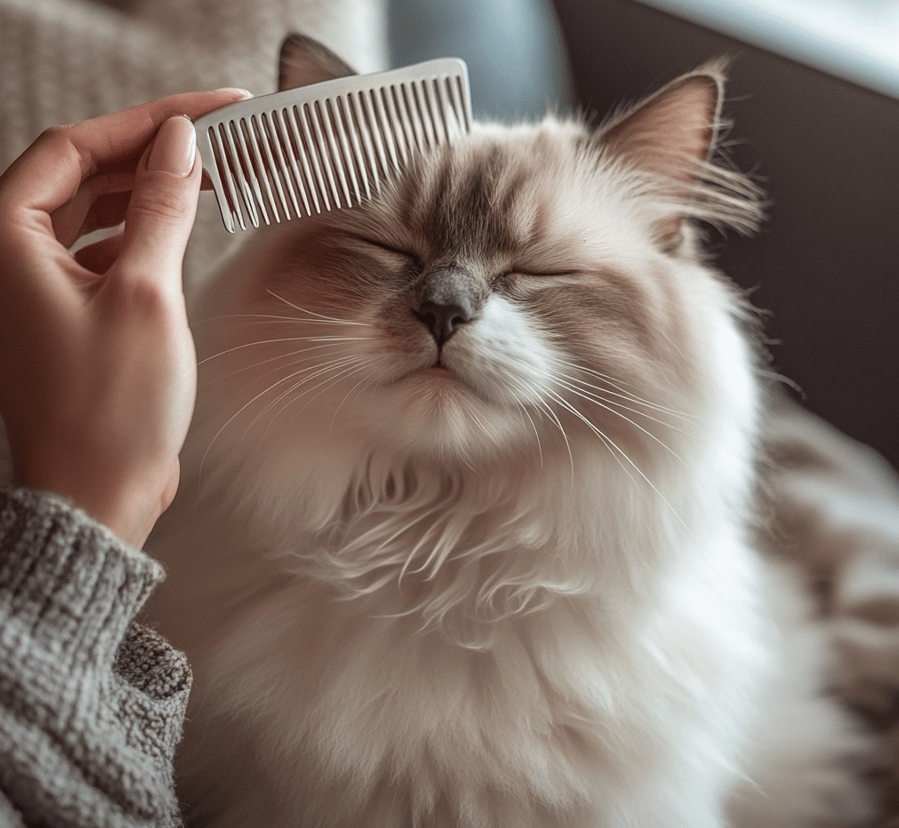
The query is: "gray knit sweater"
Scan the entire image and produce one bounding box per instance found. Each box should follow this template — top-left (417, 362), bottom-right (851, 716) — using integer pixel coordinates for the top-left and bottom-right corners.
top-left (0, 486), bottom-right (190, 828)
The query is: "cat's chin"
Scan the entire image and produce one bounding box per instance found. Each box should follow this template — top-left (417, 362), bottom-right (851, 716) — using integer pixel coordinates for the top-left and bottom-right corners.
top-left (408, 365), bottom-right (455, 380)
top-left (359, 370), bottom-right (542, 464)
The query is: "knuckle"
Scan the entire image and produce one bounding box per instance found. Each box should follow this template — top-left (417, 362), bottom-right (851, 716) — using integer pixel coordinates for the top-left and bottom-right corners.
top-left (103, 273), bottom-right (174, 323)
top-left (32, 124), bottom-right (95, 180)
top-left (128, 186), bottom-right (192, 225)
top-left (34, 124), bottom-right (76, 154)
top-left (37, 123), bottom-right (74, 142)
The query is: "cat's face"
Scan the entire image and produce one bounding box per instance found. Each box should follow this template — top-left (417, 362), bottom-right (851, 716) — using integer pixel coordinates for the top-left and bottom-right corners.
top-left (192, 53), bottom-right (761, 481)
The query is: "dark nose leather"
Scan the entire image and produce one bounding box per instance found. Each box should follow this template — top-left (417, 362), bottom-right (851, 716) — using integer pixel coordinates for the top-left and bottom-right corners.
top-left (413, 270), bottom-right (476, 347)
top-left (414, 300), bottom-right (472, 347)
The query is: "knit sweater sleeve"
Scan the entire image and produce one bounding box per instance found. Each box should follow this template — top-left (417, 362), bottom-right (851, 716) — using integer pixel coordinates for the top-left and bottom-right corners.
top-left (0, 486), bottom-right (191, 828)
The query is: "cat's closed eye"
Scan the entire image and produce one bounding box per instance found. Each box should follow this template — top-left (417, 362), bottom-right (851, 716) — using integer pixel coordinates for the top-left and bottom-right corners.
top-left (507, 268), bottom-right (579, 279)
top-left (352, 235), bottom-right (420, 266)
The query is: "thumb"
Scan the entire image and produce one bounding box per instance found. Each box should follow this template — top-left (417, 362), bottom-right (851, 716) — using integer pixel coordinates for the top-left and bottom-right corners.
top-left (116, 116), bottom-right (201, 286)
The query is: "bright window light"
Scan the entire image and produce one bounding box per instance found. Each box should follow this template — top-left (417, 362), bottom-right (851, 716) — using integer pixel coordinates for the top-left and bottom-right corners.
top-left (636, 0), bottom-right (899, 97)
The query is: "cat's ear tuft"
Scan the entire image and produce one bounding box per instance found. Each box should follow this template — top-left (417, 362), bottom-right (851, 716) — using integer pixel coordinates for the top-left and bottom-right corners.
top-left (602, 60), bottom-right (726, 172)
top-left (599, 59), bottom-right (731, 249)
top-left (278, 34), bottom-right (357, 91)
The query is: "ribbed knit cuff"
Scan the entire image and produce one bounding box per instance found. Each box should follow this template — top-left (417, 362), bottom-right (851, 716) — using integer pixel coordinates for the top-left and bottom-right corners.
top-left (0, 486), bottom-right (164, 673)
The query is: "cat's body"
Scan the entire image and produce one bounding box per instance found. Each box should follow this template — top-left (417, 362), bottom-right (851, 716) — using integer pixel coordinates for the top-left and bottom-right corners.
top-left (146, 42), bottom-right (872, 827)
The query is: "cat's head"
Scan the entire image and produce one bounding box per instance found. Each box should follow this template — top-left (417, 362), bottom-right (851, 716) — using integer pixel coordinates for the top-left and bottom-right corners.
top-left (190, 36), bottom-right (763, 487)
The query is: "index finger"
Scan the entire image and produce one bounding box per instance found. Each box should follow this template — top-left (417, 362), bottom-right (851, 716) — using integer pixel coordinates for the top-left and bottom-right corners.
top-left (0, 88), bottom-right (252, 216)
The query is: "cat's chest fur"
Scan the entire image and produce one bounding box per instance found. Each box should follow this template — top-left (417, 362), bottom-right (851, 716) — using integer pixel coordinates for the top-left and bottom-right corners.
top-left (148, 417), bottom-right (770, 827)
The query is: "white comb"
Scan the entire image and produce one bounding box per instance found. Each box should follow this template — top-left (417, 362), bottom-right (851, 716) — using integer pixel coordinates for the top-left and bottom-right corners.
top-left (194, 58), bottom-right (472, 233)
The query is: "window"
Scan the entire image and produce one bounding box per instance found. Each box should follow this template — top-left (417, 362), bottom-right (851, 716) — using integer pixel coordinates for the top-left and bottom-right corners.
top-left (636, 0), bottom-right (899, 97)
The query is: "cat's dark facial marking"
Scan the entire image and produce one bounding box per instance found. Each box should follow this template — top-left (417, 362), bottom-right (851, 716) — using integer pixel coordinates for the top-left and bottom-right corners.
top-left (400, 146), bottom-right (537, 263)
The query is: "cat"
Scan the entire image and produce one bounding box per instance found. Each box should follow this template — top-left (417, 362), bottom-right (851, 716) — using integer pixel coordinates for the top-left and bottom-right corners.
top-left (145, 35), bottom-right (875, 827)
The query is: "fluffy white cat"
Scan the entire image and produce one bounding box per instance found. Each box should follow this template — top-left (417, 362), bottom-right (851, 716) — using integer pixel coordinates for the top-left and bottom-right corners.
top-left (145, 37), bottom-right (873, 827)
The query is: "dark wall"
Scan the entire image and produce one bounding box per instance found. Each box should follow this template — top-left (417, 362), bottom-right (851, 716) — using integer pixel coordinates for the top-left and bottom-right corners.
top-left (551, 0), bottom-right (899, 470)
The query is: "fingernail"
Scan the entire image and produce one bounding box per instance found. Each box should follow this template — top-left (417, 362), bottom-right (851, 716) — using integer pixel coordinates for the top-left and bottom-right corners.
top-left (213, 87), bottom-right (254, 99)
top-left (148, 116), bottom-right (197, 176)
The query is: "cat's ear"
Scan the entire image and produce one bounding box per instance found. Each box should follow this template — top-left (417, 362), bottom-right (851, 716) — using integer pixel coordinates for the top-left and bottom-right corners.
top-left (598, 60), bottom-right (728, 249)
top-left (278, 34), bottom-right (357, 91)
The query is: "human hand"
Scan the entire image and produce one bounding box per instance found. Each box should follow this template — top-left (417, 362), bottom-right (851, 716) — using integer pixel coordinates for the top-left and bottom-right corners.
top-left (0, 89), bottom-right (251, 547)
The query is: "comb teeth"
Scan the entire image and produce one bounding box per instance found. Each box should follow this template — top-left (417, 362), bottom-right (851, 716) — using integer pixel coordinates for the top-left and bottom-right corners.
top-left (194, 58), bottom-right (472, 233)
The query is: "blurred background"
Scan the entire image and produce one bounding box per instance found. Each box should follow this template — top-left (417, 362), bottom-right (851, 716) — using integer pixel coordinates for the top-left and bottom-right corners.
top-left (390, 0), bottom-right (570, 119)
top-left (391, 0), bottom-right (899, 471)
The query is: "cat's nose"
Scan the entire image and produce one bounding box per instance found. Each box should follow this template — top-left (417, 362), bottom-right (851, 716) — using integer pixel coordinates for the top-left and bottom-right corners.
top-left (413, 270), bottom-right (476, 347)
top-left (414, 299), bottom-right (473, 347)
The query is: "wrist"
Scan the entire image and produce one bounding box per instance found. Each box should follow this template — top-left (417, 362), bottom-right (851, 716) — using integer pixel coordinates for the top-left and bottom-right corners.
top-left (15, 457), bottom-right (179, 548)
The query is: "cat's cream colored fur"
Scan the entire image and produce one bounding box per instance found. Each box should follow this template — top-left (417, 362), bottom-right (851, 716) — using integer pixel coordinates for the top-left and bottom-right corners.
top-left (144, 44), bottom-right (874, 828)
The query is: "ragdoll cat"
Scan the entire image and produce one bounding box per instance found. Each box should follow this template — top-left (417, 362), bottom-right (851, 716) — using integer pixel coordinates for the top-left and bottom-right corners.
top-left (146, 36), bottom-right (874, 827)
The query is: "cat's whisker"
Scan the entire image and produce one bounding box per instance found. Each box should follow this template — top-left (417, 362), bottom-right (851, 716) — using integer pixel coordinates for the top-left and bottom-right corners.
top-left (194, 312), bottom-right (368, 327)
top-left (555, 360), bottom-right (699, 422)
top-left (200, 342), bottom-right (362, 387)
top-left (199, 377), bottom-right (305, 486)
top-left (556, 371), bottom-right (697, 426)
top-left (301, 336), bottom-right (376, 344)
top-left (461, 402), bottom-right (496, 448)
top-left (197, 335), bottom-right (375, 366)
top-left (545, 389), bottom-right (691, 533)
top-left (554, 358), bottom-right (644, 393)
top-left (557, 361), bottom-right (699, 419)
top-left (199, 354), bottom-right (366, 482)
top-left (554, 378), bottom-right (693, 469)
top-left (265, 289), bottom-right (371, 327)
top-left (529, 393), bottom-right (576, 487)
top-left (515, 398), bottom-right (545, 468)
top-left (193, 316), bottom-right (308, 328)
top-left (556, 376), bottom-right (692, 434)
top-left (251, 359), bottom-right (362, 427)
top-left (275, 370), bottom-right (381, 448)
top-left (274, 357), bottom-right (379, 433)
top-left (194, 320), bottom-right (370, 341)
top-left (545, 387), bottom-right (647, 495)
top-left (494, 375), bottom-right (546, 468)
top-left (256, 367), bottom-right (365, 444)
top-left (198, 352), bottom-right (360, 466)
top-left (255, 356), bottom-right (375, 433)
top-left (330, 370), bottom-right (379, 431)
